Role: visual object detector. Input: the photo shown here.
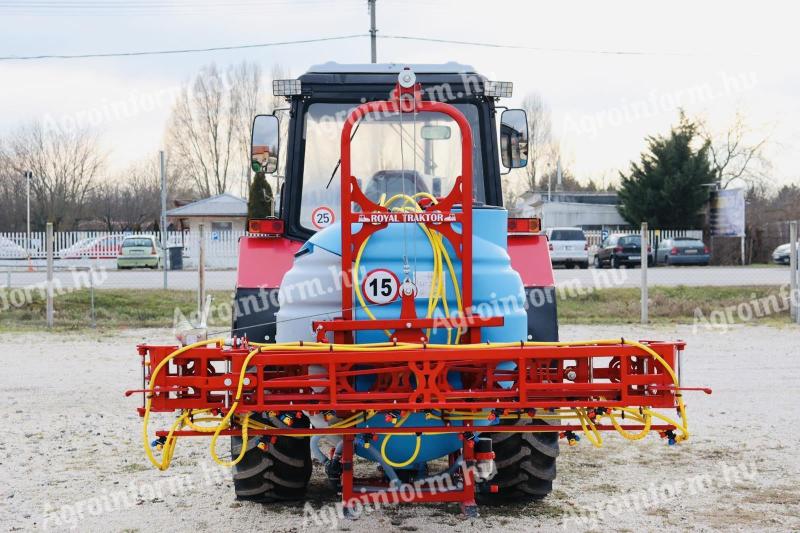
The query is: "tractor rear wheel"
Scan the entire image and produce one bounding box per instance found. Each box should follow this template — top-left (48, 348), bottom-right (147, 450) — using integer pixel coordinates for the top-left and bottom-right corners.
top-left (230, 414), bottom-right (312, 502)
top-left (478, 419), bottom-right (559, 503)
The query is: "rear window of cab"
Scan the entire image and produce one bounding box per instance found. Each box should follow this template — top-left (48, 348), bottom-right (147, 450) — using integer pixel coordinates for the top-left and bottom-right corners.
top-left (123, 238), bottom-right (153, 247)
top-left (550, 229), bottom-right (586, 241)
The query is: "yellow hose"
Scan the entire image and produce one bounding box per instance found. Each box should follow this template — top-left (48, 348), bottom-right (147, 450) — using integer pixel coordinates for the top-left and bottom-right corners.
top-left (379, 414), bottom-right (422, 468)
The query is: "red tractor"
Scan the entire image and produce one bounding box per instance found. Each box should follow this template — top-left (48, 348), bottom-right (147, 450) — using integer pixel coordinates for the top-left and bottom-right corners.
top-left (135, 64), bottom-right (703, 516)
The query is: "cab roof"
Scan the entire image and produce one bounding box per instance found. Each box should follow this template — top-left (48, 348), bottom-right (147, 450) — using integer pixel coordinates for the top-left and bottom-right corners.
top-left (306, 62), bottom-right (478, 74)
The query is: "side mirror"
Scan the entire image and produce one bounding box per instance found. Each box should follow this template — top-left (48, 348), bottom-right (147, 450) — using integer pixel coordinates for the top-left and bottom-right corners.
top-left (251, 114), bottom-right (279, 174)
top-left (499, 109), bottom-right (529, 169)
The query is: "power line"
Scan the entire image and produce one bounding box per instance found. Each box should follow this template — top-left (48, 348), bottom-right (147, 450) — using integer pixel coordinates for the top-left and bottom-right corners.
top-left (379, 34), bottom-right (699, 57)
top-left (0, 34), bottom-right (367, 61)
top-left (0, 32), bottom-right (732, 62)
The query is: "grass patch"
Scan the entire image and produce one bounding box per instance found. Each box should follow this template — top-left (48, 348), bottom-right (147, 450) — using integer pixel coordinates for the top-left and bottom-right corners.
top-left (0, 288), bottom-right (232, 331)
top-left (0, 285), bottom-right (793, 331)
top-left (558, 285), bottom-right (793, 325)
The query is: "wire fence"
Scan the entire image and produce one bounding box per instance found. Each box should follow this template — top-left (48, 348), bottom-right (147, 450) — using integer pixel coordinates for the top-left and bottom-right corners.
top-left (1, 224), bottom-right (798, 329)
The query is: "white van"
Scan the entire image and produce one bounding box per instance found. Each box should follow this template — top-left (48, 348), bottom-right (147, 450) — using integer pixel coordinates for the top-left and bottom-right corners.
top-left (546, 227), bottom-right (589, 269)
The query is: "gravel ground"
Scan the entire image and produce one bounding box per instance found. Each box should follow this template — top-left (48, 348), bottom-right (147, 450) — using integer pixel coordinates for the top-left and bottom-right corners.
top-left (1, 324), bottom-right (799, 532)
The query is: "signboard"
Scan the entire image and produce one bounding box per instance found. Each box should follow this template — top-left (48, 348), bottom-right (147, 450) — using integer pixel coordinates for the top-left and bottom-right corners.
top-left (709, 188), bottom-right (745, 237)
top-left (311, 206), bottom-right (335, 229)
top-left (361, 269), bottom-right (400, 305)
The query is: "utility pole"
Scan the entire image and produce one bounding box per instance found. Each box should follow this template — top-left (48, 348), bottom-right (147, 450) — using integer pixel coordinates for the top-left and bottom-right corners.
top-left (368, 0), bottom-right (377, 63)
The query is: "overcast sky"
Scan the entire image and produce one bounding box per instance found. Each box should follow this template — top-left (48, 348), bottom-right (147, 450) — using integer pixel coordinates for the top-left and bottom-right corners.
top-left (0, 0), bottom-right (797, 189)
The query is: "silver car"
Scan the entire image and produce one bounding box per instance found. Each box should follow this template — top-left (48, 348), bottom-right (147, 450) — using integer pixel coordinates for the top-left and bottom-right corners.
top-left (546, 227), bottom-right (589, 269)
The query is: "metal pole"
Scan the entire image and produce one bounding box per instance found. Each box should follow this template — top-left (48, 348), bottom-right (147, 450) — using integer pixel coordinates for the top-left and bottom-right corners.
top-left (46, 222), bottom-right (54, 328)
top-left (25, 171), bottom-right (31, 258)
top-left (198, 224), bottom-right (206, 319)
top-left (89, 266), bottom-right (96, 328)
top-left (160, 150), bottom-right (168, 290)
top-left (368, 0), bottom-right (377, 63)
top-left (790, 221), bottom-right (798, 322)
top-left (741, 235), bottom-right (746, 266)
top-left (641, 221), bottom-right (648, 324)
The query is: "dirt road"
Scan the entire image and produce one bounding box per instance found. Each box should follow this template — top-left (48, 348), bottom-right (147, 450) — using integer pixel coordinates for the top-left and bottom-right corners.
top-left (2, 324), bottom-right (798, 532)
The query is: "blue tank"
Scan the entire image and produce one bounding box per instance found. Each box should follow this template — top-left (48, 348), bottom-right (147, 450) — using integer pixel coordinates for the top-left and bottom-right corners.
top-left (275, 206), bottom-right (526, 469)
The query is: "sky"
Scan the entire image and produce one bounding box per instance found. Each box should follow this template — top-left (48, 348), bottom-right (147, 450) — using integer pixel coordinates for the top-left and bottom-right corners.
top-left (0, 0), bottom-right (797, 191)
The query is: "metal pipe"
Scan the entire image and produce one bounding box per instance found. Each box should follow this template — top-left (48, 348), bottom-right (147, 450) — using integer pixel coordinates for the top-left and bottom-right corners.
top-left (790, 221), bottom-right (798, 323)
top-left (198, 223), bottom-right (205, 319)
top-left (46, 222), bottom-right (54, 328)
top-left (641, 221), bottom-right (648, 324)
top-left (160, 150), bottom-right (168, 289)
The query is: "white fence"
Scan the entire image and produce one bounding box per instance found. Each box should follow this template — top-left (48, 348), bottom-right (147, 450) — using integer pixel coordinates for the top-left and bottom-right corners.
top-left (0, 228), bottom-right (705, 269)
top-left (0, 230), bottom-right (245, 269)
top-left (584, 228), bottom-right (704, 248)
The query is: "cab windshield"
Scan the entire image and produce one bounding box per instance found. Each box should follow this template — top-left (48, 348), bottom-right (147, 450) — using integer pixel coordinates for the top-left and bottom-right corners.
top-left (300, 102), bottom-right (485, 231)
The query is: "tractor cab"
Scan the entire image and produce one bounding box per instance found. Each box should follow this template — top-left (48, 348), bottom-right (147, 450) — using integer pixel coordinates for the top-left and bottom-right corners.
top-left (251, 63), bottom-right (527, 239)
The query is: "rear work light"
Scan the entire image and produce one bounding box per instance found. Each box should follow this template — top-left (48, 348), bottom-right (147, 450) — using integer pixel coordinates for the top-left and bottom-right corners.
top-left (484, 80), bottom-right (513, 98)
top-left (272, 79), bottom-right (302, 96)
top-left (248, 218), bottom-right (284, 236)
top-left (508, 217), bottom-right (541, 235)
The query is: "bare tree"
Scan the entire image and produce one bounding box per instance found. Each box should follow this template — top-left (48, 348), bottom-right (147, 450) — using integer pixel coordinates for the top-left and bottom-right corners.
top-left (87, 155), bottom-right (195, 231)
top-left (0, 121), bottom-right (104, 230)
top-left (521, 93), bottom-right (553, 191)
top-left (167, 61), bottom-right (271, 197)
top-left (0, 159), bottom-right (27, 231)
top-left (697, 110), bottom-right (770, 189)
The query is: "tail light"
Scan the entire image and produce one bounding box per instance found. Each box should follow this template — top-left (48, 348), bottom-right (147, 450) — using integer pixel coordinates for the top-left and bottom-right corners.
top-left (151, 245), bottom-right (157, 256)
top-left (647, 246), bottom-right (652, 253)
top-left (670, 247), bottom-right (679, 255)
top-left (507, 217), bottom-right (541, 235)
top-left (584, 243), bottom-right (589, 251)
top-left (549, 242), bottom-right (554, 251)
top-left (614, 246), bottom-right (623, 253)
top-left (249, 218), bottom-right (285, 236)
top-left (704, 246), bottom-right (710, 254)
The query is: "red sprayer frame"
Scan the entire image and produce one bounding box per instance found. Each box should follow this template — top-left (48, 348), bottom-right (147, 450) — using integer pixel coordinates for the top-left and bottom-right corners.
top-left (325, 78), bottom-right (484, 343)
top-left (134, 77), bottom-right (706, 514)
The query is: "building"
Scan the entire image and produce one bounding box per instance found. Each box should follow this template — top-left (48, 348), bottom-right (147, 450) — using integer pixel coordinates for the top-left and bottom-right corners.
top-left (166, 193), bottom-right (248, 234)
top-left (513, 191), bottom-right (628, 229)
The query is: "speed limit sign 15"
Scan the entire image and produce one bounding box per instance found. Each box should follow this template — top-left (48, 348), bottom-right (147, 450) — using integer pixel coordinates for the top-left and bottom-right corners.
top-left (361, 269), bottom-right (400, 305)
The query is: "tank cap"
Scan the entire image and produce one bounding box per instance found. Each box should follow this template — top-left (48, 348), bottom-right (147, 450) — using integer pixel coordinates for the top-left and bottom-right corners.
top-left (398, 67), bottom-right (416, 88)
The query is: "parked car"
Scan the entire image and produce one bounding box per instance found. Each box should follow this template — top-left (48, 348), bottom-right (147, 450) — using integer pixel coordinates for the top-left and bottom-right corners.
top-left (772, 242), bottom-right (800, 265)
top-left (655, 237), bottom-right (710, 266)
top-left (117, 235), bottom-right (163, 269)
top-left (0, 236), bottom-right (26, 259)
top-left (546, 227), bottom-right (588, 269)
top-left (59, 235), bottom-right (126, 259)
top-left (594, 233), bottom-right (652, 268)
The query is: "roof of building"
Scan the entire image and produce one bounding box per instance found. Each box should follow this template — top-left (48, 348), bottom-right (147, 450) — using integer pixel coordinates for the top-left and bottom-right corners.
top-left (166, 193), bottom-right (247, 218)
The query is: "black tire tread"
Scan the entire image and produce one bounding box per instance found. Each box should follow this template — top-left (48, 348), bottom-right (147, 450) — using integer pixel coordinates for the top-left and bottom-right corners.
top-left (478, 418), bottom-right (559, 504)
top-left (230, 414), bottom-right (312, 503)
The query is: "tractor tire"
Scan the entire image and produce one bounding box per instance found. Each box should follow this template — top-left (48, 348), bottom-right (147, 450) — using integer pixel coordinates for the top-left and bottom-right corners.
top-left (478, 418), bottom-right (559, 503)
top-left (230, 414), bottom-right (312, 503)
